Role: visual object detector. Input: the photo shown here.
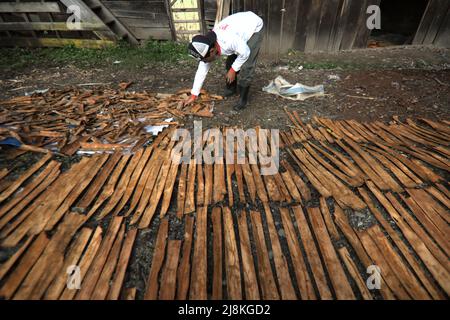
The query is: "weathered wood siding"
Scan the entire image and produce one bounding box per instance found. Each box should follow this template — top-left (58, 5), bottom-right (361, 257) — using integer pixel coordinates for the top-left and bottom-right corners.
top-left (1, 0), bottom-right (450, 51)
top-left (204, 0), bottom-right (217, 30)
top-left (100, 0), bottom-right (172, 40)
top-left (413, 0), bottom-right (450, 47)
top-left (227, 0), bottom-right (383, 55)
top-left (0, 0), bottom-right (116, 48)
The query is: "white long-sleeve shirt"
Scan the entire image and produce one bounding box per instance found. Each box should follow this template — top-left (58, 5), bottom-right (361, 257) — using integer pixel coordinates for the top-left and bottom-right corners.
top-left (191, 11), bottom-right (264, 96)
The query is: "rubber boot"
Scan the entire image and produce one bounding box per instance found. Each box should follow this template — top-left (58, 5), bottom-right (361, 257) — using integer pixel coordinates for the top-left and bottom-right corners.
top-left (224, 79), bottom-right (237, 97)
top-left (233, 85), bottom-right (250, 111)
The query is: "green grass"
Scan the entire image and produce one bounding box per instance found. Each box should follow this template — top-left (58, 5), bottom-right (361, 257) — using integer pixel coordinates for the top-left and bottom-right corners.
top-left (284, 49), bottom-right (367, 70)
top-left (0, 40), bottom-right (192, 71)
top-left (286, 59), bottom-right (368, 71)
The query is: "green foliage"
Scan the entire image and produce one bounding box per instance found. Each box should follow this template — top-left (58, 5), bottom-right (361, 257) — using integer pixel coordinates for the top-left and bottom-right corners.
top-left (0, 39), bottom-right (191, 71)
top-left (143, 39), bottom-right (187, 62)
top-left (286, 58), bottom-right (362, 70)
top-left (302, 62), bottom-right (340, 70)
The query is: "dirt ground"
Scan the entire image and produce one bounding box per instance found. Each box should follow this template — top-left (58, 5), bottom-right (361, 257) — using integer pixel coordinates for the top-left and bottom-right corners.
top-left (0, 45), bottom-right (449, 300)
top-left (1, 45), bottom-right (449, 131)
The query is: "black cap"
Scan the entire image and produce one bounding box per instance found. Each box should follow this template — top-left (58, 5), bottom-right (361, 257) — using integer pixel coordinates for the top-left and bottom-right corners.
top-left (188, 31), bottom-right (217, 61)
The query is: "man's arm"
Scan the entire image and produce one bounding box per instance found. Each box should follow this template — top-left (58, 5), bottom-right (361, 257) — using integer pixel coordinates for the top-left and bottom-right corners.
top-left (230, 39), bottom-right (251, 72)
top-left (191, 61), bottom-right (211, 96)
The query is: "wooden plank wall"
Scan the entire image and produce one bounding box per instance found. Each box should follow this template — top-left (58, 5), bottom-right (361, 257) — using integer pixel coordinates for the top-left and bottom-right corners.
top-left (0, 1), bottom-right (90, 41)
top-left (204, 0), bottom-right (217, 30)
top-left (413, 0), bottom-right (450, 47)
top-left (0, 0), bottom-right (115, 48)
top-left (208, 0), bottom-right (386, 55)
top-left (2, 1), bottom-right (450, 50)
top-left (100, 0), bottom-right (172, 41)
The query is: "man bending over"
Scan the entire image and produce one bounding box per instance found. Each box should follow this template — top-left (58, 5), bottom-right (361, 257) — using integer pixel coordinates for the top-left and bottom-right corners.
top-left (185, 11), bottom-right (264, 111)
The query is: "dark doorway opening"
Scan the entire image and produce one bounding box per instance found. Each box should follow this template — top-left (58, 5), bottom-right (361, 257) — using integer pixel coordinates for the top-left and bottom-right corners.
top-left (369, 0), bottom-right (429, 47)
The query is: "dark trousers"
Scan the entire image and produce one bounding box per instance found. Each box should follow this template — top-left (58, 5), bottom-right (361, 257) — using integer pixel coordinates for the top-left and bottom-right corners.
top-left (225, 28), bottom-right (263, 87)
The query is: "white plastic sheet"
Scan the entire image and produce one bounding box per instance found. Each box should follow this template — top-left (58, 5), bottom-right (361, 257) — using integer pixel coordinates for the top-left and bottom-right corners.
top-left (144, 117), bottom-right (173, 136)
top-left (262, 76), bottom-right (324, 101)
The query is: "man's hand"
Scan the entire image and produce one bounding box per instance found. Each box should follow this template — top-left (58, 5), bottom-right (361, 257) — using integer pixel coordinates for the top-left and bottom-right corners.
top-left (226, 68), bottom-right (236, 84)
top-left (183, 94), bottom-right (197, 106)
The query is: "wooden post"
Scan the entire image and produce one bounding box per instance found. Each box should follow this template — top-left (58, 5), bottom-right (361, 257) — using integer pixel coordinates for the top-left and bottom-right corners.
top-left (16, 0), bottom-right (38, 39)
top-left (278, 0), bottom-right (286, 62)
top-left (165, 0), bottom-right (177, 41)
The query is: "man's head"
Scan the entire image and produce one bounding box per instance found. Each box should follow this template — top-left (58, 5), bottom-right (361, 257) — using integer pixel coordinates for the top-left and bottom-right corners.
top-left (188, 31), bottom-right (219, 63)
